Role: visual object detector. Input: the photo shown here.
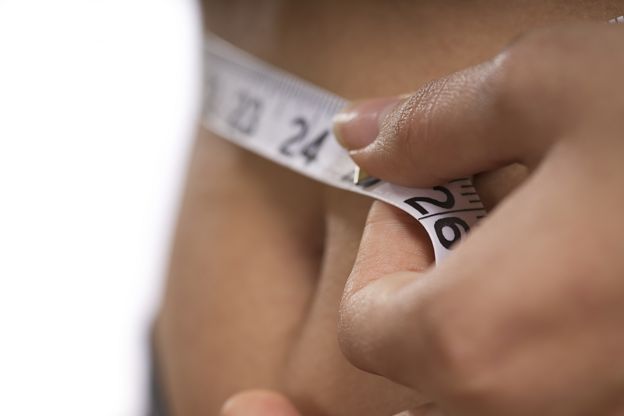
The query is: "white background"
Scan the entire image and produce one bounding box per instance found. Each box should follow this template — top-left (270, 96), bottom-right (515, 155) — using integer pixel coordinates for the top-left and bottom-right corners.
top-left (0, 1), bottom-right (201, 414)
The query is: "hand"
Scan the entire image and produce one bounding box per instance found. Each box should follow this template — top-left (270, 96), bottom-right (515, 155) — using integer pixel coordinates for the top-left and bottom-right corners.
top-left (330, 23), bottom-right (624, 416)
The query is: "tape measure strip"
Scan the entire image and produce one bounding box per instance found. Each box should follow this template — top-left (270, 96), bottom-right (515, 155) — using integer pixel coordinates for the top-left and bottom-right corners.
top-left (608, 15), bottom-right (624, 24)
top-left (202, 35), bottom-right (487, 261)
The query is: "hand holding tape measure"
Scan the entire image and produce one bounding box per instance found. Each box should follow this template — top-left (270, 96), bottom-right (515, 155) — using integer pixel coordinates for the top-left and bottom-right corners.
top-left (213, 21), bottom-right (624, 416)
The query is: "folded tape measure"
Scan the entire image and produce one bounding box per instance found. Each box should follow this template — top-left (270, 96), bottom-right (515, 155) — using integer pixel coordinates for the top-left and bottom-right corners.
top-left (201, 17), bottom-right (624, 260)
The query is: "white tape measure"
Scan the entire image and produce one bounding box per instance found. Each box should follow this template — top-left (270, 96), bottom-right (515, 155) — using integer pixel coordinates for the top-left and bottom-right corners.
top-left (201, 35), bottom-right (487, 261)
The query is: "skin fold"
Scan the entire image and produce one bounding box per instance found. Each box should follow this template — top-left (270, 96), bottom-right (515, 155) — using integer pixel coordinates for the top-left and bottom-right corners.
top-left (155, 1), bottom-right (624, 415)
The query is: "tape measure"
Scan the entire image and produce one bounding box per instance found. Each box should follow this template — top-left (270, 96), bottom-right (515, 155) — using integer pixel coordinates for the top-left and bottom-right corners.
top-left (609, 15), bottom-right (624, 24)
top-left (201, 35), bottom-right (487, 262)
top-left (201, 16), bottom-right (624, 262)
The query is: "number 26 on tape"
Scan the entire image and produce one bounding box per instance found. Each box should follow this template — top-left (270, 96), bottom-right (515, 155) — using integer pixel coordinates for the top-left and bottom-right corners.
top-left (279, 117), bottom-right (329, 164)
top-left (404, 186), bottom-right (470, 249)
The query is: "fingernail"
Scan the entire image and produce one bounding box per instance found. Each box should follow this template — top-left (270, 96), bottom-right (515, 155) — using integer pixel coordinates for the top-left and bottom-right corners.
top-left (219, 391), bottom-right (301, 416)
top-left (219, 396), bottom-right (237, 415)
top-left (332, 96), bottom-right (405, 151)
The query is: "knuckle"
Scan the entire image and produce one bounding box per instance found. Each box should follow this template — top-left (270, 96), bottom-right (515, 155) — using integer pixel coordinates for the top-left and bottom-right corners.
top-left (489, 27), bottom-right (576, 143)
top-left (401, 79), bottom-right (447, 155)
top-left (495, 31), bottom-right (554, 108)
top-left (377, 79), bottom-right (450, 185)
top-left (337, 283), bottom-right (379, 372)
top-left (493, 24), bottom-right (624, 133)
top-left (338, 278), bottom-right (408, 378)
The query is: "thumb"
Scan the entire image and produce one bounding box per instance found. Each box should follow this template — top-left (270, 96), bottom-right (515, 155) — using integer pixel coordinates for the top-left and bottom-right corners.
top-left (338, 200), bottom-right (435, 388)
top-left (220, 390), bottom-right (302, 416)
top-left (332, 50), bottom-right (550, 187)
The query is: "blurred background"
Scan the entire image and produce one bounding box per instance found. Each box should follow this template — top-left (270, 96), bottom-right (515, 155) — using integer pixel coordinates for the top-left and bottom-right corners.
top-left (0, 1), bottom-right (201, 414)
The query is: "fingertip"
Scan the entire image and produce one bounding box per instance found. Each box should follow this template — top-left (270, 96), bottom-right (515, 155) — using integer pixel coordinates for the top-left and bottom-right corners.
top-left (393, 404), bottom-right (447, 416)
top-left (220, 390), bottom-right (301, 416)
top-left (332, 96), bottom-right (405, 151)
top-left (347, 201), bottom-right (433, 294)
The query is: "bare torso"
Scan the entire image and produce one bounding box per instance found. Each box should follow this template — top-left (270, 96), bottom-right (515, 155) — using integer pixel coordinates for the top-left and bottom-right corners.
top-left (156, 1), bottom-right (623, 415)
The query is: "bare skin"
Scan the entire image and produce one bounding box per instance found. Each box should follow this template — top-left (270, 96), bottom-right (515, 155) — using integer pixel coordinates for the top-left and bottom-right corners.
top-left (156, 2), bottom-right (624, 415)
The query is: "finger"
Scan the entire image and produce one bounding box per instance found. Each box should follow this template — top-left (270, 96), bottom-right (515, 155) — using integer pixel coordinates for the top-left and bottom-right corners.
top-left (332, 39), bottom-right (557, 187)
top-left (338, 201), bottom-right (435, 386)
top-left (393, 403), bottom-right (449, 416)
top-left (220, 390), bottom-right (302, 416)
top-left (345, 201), bottom-right (435, 293)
